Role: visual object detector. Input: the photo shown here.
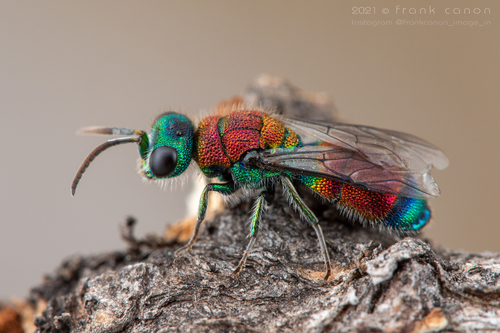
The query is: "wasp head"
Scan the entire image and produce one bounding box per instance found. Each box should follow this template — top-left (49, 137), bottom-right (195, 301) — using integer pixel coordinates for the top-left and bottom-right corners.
top-left (71, 112), bottom-right (195, 196)
top-left (141, 112), bottom-right (194, 180)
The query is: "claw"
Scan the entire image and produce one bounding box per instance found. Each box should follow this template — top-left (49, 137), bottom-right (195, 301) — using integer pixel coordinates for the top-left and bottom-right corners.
top-left (231, 266), bottom-right (243, 277)
top-left (232, 254), bottom-right (249, 277)
top-left (174, 243), bottom-right (192, 256)
top-left (323, 268), bottom-right (332, 282)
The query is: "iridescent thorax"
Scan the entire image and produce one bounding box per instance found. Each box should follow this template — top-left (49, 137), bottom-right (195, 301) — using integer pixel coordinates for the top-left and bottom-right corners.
top-left (194, 110), bottom-right (299, 178)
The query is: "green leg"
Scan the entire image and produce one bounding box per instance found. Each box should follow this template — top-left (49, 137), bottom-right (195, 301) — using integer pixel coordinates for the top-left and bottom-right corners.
top-left (175, 182), bottom-right (235, 255)
top-left (233, 194), bottom-right (265, 276)
top-left (281, 176), bottom-right (333, 281)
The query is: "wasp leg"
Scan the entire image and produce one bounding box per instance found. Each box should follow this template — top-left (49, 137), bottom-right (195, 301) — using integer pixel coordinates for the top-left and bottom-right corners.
top-left (233, 194), bottom-right (265, 276)
top-left (281, 177), bottom-right (333, 281)
top-left (174, 182), bottom-right (235, 255)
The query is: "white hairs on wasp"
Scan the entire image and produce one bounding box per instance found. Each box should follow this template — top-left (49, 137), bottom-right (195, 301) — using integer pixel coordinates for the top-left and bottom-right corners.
top-left (334, 202), bottom-right (416, 237)
top-left (219, 187), bottom-right (256, 209)
top-left (197, 102), bottom-right (277, 121)
top-left (150, 106), bottom-right (192, 126)
top-left (138, 158), bottom-right (197, 191)
top-left (280, 177), bottom-right (313, 223)
top-left (226, 177), bottom-right (277, 206)
top-left (215, 173), bottom-right (278, 208)
top-left (222, 190), bottom-right (244, 208)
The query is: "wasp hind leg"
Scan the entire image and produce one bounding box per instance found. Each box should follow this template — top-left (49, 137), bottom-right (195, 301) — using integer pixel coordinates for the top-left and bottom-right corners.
top-left (232, 194), bottom-right (266, 276)
top-left (174, 182), bottom-right (236, 255)
top-left (281, 176), bottom-right (333, 281)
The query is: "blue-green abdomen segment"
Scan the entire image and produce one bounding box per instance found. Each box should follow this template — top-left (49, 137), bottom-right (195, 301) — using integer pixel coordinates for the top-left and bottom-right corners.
top-left (383, 197), bottom-right (431, 231)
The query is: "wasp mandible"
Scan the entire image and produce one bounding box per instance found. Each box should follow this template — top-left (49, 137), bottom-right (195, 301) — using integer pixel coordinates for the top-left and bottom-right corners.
top-left (72, 106), bottom-right (448, 280)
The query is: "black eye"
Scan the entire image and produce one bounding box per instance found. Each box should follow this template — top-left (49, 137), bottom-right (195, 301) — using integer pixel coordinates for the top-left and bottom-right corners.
top-left (149, 147), bottom-right (177, 178)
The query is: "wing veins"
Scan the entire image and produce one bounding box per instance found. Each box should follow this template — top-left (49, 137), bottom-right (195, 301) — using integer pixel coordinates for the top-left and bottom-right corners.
top-left (346, 165), bottom-right (377, 178)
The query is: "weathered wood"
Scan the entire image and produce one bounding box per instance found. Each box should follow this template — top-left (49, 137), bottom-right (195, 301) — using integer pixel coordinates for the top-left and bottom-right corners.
top-left (20, 76), bottom-right (500, 332)
top-left (30, 196), bottom-right (500, 332)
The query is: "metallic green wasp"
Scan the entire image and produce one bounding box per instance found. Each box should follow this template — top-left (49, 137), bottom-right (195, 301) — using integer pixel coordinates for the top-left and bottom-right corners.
top-left (72, 108), bottom-right (447, 280)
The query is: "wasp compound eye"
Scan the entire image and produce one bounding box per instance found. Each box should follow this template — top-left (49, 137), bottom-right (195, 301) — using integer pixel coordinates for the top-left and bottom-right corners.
top-left (149, 146), bottom-right (177, 178)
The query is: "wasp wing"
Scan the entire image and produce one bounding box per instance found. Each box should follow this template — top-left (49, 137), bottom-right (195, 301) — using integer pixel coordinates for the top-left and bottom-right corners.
top-left (251, 118), bottom-right (448, 199)
top-left (286, 118), bottom-right (449, 171)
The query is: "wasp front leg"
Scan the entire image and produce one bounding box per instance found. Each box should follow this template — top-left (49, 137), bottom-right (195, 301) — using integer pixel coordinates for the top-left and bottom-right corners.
top-left (174, 182), bottom-right (236, 255)
top-left (281, 176), bottom-right (333, 281)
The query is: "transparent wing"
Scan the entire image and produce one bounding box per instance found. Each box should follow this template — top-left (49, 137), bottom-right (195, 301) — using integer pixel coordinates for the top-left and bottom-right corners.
top-left (251, 118), bottom-right (449, 199)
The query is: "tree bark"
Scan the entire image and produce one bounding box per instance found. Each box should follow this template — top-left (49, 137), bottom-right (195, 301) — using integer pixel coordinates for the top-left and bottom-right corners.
top-left (29, 197), bottom-right (500, 333)
top-left (7, 76), bottom-right (500, 333)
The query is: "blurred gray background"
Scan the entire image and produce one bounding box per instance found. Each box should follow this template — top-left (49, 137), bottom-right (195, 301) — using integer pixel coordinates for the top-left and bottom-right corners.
top-left (1, 1), bottom-right (498, 299)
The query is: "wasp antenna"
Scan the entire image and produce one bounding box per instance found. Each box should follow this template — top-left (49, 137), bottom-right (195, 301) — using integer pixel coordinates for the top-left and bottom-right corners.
top-left (78, 126), bottom-right (145, 136)
top-left (71, 137), bottom-right (140, 196)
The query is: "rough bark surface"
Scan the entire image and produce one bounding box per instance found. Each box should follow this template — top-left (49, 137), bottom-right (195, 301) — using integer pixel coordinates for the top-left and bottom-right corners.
top-left (8, 76), bottom-right (500, 333)
top-left (29, 198), bottom-right (500, 333)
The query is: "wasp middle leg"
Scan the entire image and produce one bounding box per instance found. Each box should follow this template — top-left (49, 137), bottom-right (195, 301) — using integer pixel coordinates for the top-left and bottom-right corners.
top-left (232, 194), bottom-right (266, 276)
